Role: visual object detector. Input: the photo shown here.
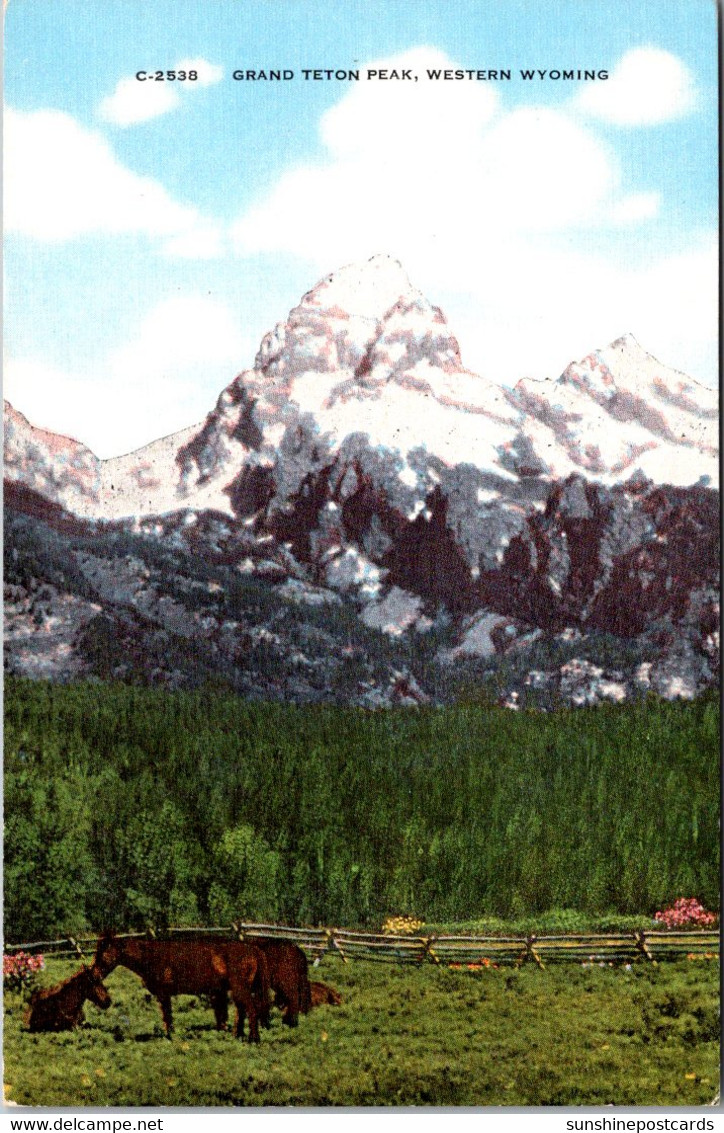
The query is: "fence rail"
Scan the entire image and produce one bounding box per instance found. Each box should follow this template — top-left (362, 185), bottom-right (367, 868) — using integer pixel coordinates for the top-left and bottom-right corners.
top-left (5, 923), bottom-right (720, 968)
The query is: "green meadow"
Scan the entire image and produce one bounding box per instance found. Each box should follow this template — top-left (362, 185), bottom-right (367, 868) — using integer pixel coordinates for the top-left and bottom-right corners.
top-left (4, 678), bottom-right (719, 1106)
top-left (4, 954), bottom-right (719, 1107)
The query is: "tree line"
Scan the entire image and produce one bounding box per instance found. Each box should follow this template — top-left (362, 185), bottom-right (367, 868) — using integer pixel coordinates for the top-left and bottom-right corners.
top-left (4, 678), bottom-right (719, 941)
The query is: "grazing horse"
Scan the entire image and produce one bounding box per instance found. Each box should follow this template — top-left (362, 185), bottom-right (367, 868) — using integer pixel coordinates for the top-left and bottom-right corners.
top-left (237, 938), bottom-right (312, 1027)
top-left (251, 938), bottom-right (311, 1027)
top-left (27, 965), bottom-right (111, 1032)
top-left (94, 931), bottom-right (268, 1041)
top-left (310, 980), bottom-right (343, 1007)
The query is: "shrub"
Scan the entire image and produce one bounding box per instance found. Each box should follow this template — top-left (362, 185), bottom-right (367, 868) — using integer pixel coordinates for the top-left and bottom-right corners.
top-left (382, 914), bottom-right (424, 936)
top-left (3, 952), bottom-right (44, 992)
top-left (654, 898), bottom-right (718, 929)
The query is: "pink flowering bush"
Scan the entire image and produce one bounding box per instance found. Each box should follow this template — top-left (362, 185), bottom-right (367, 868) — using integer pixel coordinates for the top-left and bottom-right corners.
top-left (3, 951), bottom-right (44, 992)
top-left (654, 898), bottom-right (717, 930)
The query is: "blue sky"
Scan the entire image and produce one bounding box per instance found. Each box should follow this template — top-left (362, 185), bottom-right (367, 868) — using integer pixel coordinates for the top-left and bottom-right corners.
top-left (5, 0), bottom-right (718, 456)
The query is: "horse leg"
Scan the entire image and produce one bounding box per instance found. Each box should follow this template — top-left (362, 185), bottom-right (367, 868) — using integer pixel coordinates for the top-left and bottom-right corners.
top-left (233, 998), bottom-right (245, 1040)
top-left (243, 992), bottom-right (260, 1043)
top-left (282, 989), bottom-right (299, 1027)
top-left (211, 991), bottom-right (229, 1031)
top-left (274, 989), bottom-right (289, 1023)
top-left (157, 993), bottom-right (174, 1039)
top-left (252, 972), bottom-right (271, 1029)
top-left (258, 993), bottom-right (271, 1030)
top-left (231, 988), bottom-right (259, 1042)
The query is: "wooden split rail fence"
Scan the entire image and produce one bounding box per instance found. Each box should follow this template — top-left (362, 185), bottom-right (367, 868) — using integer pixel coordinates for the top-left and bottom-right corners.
top-left (5, 924), bottom-right (720, 970)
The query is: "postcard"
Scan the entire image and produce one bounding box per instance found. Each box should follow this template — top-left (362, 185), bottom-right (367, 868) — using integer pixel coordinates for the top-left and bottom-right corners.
top-left (3, 0), bottom-right (719, 1115)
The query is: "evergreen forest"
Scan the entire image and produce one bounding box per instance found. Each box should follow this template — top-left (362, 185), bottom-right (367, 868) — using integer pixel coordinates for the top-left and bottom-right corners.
top-left (4, 677), bottom-right (719, 942)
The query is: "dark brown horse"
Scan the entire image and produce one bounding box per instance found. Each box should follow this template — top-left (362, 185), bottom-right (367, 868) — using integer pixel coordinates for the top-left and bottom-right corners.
top-left (253, 938), bottom-right (311, 1026)
top-left (310, 980), bottom-right (343, 1007)
top-left (27, 965), bottom-right (111, 1032)
top-left (94, 931), bottom-right (268, 1041)
top-left (214, 937), bottom-right (312, 1029)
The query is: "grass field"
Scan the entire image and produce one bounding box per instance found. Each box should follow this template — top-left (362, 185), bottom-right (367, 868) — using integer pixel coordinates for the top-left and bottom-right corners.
top-left (4, 954), bottom-right (719, 1107)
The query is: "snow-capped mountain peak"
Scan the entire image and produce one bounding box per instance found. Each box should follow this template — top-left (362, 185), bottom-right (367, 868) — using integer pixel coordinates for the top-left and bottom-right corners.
top-left (300, 254), bottom-right (418, 320)
top-left (4, 257), bottom-right (718, 710)
top-left (4, 256), bottom-right (718, 527)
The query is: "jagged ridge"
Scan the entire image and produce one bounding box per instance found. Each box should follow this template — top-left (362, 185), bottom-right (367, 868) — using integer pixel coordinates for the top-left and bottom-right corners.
top-left (4, 255), bottom-right (719, 707)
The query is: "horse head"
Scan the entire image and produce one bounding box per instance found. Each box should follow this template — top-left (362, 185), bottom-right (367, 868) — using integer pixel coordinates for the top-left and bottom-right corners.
top-left (82, 963), bottom-right (112, 1009)
top-left (94, 929), bottom-right (122, 977)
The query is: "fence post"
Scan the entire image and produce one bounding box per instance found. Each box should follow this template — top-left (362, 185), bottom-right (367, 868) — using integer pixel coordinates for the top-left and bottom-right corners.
top-left (67, 937), bottom-right (86, 962)
top-left (524, 933), bottom-right (545, 970)
top-left (328, 930), bottom-right (348, 963)
top-left (420, 936), bottom-right (441, 966)
top-left (309, 928), bottom-right (328, 966)
top-left (634, 931), bottom-right (654, 962)
top-left (312, 928), bottom-right (347, 966)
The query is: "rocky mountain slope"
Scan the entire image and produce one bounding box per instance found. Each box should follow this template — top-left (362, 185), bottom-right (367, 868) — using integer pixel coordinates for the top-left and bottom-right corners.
top-left (4, 256), bottom-right (719, 707)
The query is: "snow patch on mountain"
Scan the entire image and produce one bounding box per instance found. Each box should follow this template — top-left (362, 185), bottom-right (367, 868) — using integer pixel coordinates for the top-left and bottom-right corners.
top-left (360, 586), bottom-right (425, 636)
top-left (3, 402), bottom-right (102, 514)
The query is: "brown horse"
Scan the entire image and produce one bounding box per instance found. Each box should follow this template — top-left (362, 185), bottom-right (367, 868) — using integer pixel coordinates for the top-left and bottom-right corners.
top-left (94, 931), bottom-right (268, 1041)
top-left (27, 965), bottom-right (111, 1032)
top-left (251, 938), bottom-right (311, 1026)
top-left (214, 937), bottom-right (312, 1029)
top-left (310, 980), bottom-right (343, 1007)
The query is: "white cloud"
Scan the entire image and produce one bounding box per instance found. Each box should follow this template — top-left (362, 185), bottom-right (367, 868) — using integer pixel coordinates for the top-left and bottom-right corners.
top-left (161, 224), bottom-right (225, 260)
top-left (232, 44), bottom-right (713, 388)
top-left (98, 77), bottom-right (181, 126)
top-left (448, 231), bottom-right (717, 387)
top-left (609, 191), bottom-right (660, 225)
top-left (576, 47), bottom-right (697, 126)
top-left (6, 45), bottom-right (714, 463)
top-left (97, 57), bottom-right (223, 126)
top-left (4, 358), bottom-right (96, 448)
top-left (4, 107), bottom-right (222, 255)
top-left (109, 295), bottom-right (247, 382)
top-left (5, 297), bottom-right (254, 457)
top-left (320, 46), bottom-right (499, 160)
top-left (471, 106), bottom-right (619, 230)
top-left (616, 235), bottom-right (718, 378)
top-left (232, 45), bottom-right (656, 270)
